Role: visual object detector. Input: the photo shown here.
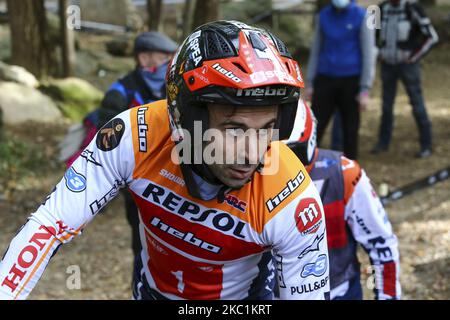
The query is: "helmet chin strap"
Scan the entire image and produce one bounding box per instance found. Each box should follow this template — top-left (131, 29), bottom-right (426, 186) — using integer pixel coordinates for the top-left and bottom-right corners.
top-left (192, 162), bottom-right (251, 203)
top-left (178, 163), bottom-right (203, 200)
top-left (182, 158), bottom-right (256, 203)
top-left (181, 162), bottom-right (232, 204)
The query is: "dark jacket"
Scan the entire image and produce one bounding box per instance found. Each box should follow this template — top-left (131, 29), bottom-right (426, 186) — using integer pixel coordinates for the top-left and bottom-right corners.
top-left (377, 0), bottom-right (439, 64)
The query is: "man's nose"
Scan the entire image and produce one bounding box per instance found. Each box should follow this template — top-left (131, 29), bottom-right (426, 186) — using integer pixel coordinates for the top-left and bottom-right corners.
top-left (243, 131), bottom-right (269, 165)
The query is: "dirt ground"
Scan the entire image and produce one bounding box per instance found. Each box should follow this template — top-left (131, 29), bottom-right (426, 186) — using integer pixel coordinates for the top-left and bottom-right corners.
top-left (0, 42), bottom-right (449, 300)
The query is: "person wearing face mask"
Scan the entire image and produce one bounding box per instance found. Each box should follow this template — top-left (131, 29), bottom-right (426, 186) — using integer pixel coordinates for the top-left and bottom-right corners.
top-left (98, 31), bottom-right (178, 127)
top-left (371, 0), bottom-right (438, 158)
top-left (95, 31), bottom-right (178, 264)
top-left (305, 0), bottom-right (376, 160)
top-left (58, 32), bottom-right (178, 280)
top-left (61, 32), bottom-right (178, 169)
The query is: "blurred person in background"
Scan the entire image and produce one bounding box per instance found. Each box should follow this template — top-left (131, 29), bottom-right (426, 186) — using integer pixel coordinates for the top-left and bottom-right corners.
top-left (305, 0), bottom-right (376, 160)
top-left (97, 31), bottom-right (178, 127)
top-left (371, 0), bottom-right (438, 158)
top-left (98, 31), bottom-right (178, 262)
top-left (62, 31), bottom-right (178, 269)
top-left (285, 100), bottom-right (401, 300)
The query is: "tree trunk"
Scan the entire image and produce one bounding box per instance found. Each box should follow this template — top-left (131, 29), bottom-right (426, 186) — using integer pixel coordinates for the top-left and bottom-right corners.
top-left (6, 0), bottom-right (56, 79)
top-left (147, 0), bottom-right (163, 31)
top-left (59, 0), bottom-right (75, 77)
top-left (181, 0), bottom-right (195, 41)
top-left (191, 0), bottom-right (219, 30)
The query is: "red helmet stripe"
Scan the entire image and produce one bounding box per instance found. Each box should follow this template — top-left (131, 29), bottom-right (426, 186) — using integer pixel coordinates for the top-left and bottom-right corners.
top-left (299, 102), bottom-right (313, 143)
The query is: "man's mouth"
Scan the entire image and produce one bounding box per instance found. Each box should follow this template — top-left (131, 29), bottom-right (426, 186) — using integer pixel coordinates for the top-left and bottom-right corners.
top-left (227, 166), bottom-right (255, 180)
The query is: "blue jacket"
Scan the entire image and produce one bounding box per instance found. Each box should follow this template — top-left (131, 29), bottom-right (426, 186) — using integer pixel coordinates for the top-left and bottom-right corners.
top-left (317, 1), bottom-right (366, 77)
top-left (97, 63), bottom-right (169, 128)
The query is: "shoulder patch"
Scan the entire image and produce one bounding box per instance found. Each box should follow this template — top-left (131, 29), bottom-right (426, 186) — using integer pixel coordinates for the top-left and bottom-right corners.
top-left (96, 118), bottom-right (125, 152)
top-left (295, 197), bottom-right (323, 236)
top-left (341, 156), bottom-right (362, 204)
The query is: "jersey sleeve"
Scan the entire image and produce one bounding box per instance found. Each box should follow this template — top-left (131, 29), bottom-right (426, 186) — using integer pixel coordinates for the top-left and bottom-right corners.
top-left (0, 110), bottom-right (135, 300)
top-left (408, 3), bottom-right (439, 62)
top-left (342, 157), bottom-right (401, 300)
top-left (262, 145), bottom-right (330, 300)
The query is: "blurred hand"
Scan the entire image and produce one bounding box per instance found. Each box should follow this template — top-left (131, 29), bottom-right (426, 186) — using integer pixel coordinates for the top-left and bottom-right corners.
top-left (405, 57), bottom-right (416, 64)
top-left (357, 91), bottom-right (370, 111)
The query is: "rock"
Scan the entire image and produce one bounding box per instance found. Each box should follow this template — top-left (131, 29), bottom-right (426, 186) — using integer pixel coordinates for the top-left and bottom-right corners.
top-left (98, 55), bottom-right (135, 73)
top-left (39, 78), bottom-right (103, 121)
top-left (78, 0), bottom-right (142, 30)
top-left (0, 82), bottom-right (62, 125)
top-left (0, 61), bottom-right (39, 87)
top-left (74, 51), bottom-right (99, 76)
top-left (105, 34), bottom-right (134, 57)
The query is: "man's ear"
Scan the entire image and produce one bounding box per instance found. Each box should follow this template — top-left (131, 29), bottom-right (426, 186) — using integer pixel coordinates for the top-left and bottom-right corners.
top-left (136, 52), bottom-right (145, 67)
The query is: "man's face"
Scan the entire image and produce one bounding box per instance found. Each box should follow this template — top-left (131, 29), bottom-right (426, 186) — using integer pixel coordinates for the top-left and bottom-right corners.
top-left (205, 104), bottom-right (278, 188)
top-left (137, 51), bottom-right (171, 69)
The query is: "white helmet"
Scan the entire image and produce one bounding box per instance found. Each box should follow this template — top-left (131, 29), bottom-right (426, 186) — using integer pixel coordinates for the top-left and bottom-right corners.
top-left (285, 99), bottom-right (318, 165)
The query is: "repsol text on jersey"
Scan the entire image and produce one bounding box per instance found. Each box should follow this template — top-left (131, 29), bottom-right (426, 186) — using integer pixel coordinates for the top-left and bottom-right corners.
top-left (141, 182), bottom-right (246, 239)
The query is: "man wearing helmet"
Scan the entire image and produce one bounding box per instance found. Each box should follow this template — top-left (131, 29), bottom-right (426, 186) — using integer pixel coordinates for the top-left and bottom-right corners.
top-left (286, 101), bottom-right (401, 300)
top-left (0, 21), bottom-right (329, 300)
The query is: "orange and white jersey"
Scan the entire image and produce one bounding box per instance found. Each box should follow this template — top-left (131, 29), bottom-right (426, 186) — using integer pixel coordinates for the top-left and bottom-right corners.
top-left (339, 156), bottom-right (401, 300)
top-left (0, 100), bottom-right (329, 300)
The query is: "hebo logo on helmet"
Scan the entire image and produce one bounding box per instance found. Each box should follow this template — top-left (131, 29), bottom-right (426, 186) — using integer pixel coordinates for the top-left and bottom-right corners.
top-left (212, 63), bottom-right (242, 83)
top-left (187, 30), bottom-right (202, 66)
top-left (236, 86), bottom-right (287, 97)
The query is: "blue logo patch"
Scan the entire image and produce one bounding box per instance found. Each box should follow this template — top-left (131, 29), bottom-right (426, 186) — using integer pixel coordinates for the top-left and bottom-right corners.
top-left (64, 167), bottom-right (86, 192)
top-left (301, 254), bottom-right (327, 278)
top-left (315, 158), bottom-right (337, 169)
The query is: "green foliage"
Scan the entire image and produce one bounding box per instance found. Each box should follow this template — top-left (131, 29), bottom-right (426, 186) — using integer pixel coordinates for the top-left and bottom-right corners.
top-left (221, 0), bottom-right (313, 55)
top-left (39, 78), bottom-right (103, 122)
top-left (222, 0), bottom-right (272, 22)
top-left (0, 134), bottom-right (49, 187)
